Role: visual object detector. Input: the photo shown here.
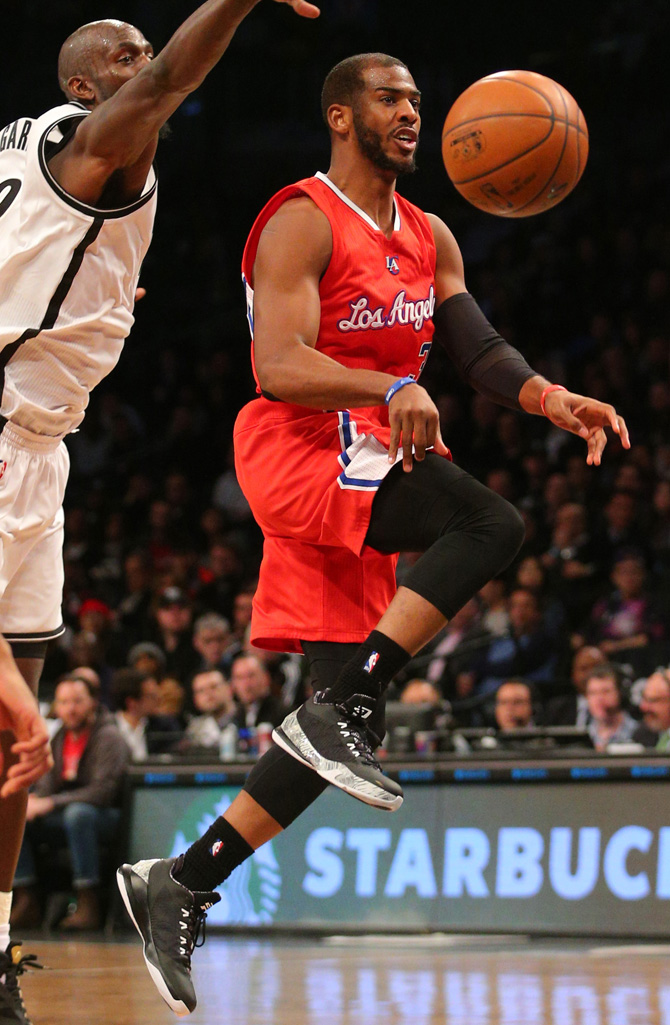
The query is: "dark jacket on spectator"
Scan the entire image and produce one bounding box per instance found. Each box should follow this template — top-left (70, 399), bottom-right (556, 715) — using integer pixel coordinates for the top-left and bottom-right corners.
top-left (34, 708), bottom-right (130, 809)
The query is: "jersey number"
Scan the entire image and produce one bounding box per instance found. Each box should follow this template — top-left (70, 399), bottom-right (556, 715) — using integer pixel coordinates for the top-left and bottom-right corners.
top-left (0, 178), bottom-right (21, 219)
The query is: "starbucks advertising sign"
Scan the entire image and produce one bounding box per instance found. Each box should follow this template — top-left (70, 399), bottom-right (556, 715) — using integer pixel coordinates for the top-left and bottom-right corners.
top-left (127, 781), bottom-right (670, 936)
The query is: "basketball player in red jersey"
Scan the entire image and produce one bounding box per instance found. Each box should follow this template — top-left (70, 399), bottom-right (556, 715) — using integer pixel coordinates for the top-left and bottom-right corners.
top-left (119, 53), bottom-right (630, 1017)
top-left (0, 0), bottom-right (319, 1020)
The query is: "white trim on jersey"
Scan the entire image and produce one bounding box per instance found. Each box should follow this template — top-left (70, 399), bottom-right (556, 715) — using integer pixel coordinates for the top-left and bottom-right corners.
top-left (315, 171), bottom-right (401, 233)
top-left (336, 410), bottom-right (401, 492)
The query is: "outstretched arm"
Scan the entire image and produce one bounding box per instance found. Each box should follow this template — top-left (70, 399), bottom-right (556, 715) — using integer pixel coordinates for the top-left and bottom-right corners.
top-left (428, 213), bottom-right (630, 465)
top-left (50, 0), bottom-right (319, 202)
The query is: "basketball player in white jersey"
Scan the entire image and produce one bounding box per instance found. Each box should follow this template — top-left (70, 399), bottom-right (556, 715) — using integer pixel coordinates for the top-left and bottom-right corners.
top-left (0, 0), bottom-right (319, 1020)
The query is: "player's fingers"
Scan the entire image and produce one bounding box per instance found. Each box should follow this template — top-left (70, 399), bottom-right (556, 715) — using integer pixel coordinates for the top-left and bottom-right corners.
top-left (134, 287), bottom-right (146, 302)
top-left (388, 416), bottom-right (400, 464)
top-left (6, 747), bottom-right (52, 777)
top-left (11, 730), bottom-right (50, 754)
top-left (283, 0), bottom-right (320, 17)
top-left (1, 761), bottom-right (49, 797)
top-left (413, 417), bottom-right (427, 462)
top-left (432, 426), bottom-right (450, 459)
top-left (615, 415), bottom-right (631, 449)
top-left (402, 415), bottom-right (414, 473)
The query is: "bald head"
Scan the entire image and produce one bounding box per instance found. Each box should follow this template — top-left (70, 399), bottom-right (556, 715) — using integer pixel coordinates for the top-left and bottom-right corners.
top-left (58, 20), bottom-right (147, 104)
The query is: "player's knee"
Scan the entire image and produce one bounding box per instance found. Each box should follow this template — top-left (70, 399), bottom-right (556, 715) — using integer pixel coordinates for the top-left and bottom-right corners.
top-left (62, 802), bottom-right (96, 829)
top-left (490, 495), bottom-right (525, 567)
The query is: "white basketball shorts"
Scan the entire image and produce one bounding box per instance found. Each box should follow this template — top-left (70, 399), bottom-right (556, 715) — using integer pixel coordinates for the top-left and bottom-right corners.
top-left (0, 421), bottom-right (69, 641)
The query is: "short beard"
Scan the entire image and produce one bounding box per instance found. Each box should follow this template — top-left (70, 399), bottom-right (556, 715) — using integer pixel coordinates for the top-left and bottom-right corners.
top-left (352, 108), bottom-right (417, 177)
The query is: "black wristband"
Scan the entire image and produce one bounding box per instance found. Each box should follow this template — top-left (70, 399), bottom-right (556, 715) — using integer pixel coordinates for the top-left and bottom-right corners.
top-left (433, 292), bottom-right (537, 410)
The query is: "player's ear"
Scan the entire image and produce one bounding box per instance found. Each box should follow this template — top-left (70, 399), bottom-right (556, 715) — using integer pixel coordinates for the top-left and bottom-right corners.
top-left (327, 103), bottom-right (352, 137)
top-left (67, 75), bottom-right (96, 107)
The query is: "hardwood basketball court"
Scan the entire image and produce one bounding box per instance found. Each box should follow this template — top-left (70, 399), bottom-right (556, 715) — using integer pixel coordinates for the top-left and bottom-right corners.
top-left (19, 934), bottom-right (670, 1024)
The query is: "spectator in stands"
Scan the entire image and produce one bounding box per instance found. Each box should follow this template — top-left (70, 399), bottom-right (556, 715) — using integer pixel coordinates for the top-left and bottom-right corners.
top-left (478, 577), bottom-right (509, 637)
top-left (127, 641), bottom-right (168, 681)
top-left (544, 645), bottom-right (604, 727)
top-left (112, 668), bottom-right (183, 760)
top-left (192, 613), bottom-right (238, 675)
top-left (423, 598), bottom-right (493, 699)
top-left (230, 654), bottom-right (284, 730)
top-left (11, 674), bottom-right (129, 931)
top-left (115, 550), bottom-right (154, 652)
top-left (184, 670), bottom-right (236, 750)
top-left (586, 551), bottom-right (664, 661)
top-left (494, 679), bottom-right (535, 731)
top-left (584, 664), bottom-right (645, 751)
top-left (400, 680), bottom-right (442, 705)
top-left (514, 555), bottom-right (566, 636)
top-left (197, 541), bottom-right (245, 622)
top-left (540, 502), bottom-right (598, 630)
top-left (148, 586), bottom-right (200, 683)
top-left (638, 669), bottom-right (670, 750)
top-left (231, 589), bottom-right (256, 646)
top-left (469, 588), bottom-right (560, 699)
top-left (592, 491), bottom-right (647, 570)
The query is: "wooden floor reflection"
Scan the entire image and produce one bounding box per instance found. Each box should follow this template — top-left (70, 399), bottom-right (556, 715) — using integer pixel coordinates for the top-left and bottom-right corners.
top-left (20, 934), bottom-right (670, 1024)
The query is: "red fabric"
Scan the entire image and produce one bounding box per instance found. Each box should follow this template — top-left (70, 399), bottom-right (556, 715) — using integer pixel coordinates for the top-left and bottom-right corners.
top-left (61, 729), bottom-right (90, 782)
top-left (237, 176), bottom-right (437, 653)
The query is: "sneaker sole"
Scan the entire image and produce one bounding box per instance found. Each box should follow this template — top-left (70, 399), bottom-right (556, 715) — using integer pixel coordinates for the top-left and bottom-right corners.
top-left (116, 865), bottom-right (192, 1017)
top-left (272, 717), bottom-right (403, 812)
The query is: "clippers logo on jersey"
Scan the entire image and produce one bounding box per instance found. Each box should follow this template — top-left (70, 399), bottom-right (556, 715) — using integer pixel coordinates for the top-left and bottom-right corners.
top-left (0, 460), bottom-right (6, 480)
top-left (338, 285), bottom-right (435, 334)
top-left (386, 255), bottom-right (400, 275)
top-left (211, 840), bottom-right (225, 857)
top-left (363, 652), bottom-right (380, 674)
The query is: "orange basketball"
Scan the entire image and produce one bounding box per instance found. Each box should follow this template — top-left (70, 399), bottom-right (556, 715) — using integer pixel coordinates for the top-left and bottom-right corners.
top-left (442, 70), bottom-right (588, 217)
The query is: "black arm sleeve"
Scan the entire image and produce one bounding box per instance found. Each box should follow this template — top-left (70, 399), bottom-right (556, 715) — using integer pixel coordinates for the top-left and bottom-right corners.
top-left (432, 292), bottom-right (538, 410)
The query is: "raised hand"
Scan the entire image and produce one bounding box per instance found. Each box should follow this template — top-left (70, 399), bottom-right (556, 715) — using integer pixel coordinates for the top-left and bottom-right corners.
top-left (543, 390), bottom-right (630, 466)
top-left (388, 382), bottom-right (451, 472)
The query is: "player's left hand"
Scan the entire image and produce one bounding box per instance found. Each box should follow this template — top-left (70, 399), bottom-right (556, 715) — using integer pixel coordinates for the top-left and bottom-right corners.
top-left (543, 390), bottom-right (630, 466)
top-left (273, 0), bottom-right (320, 18)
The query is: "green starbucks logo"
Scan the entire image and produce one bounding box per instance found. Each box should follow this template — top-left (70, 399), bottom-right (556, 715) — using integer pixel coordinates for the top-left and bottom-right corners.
top-left (168, 788), bottom-right (282, 925)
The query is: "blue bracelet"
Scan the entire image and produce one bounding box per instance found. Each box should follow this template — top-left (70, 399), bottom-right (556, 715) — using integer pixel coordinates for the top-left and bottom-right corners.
top-left (384, 376), bottom-right (416, 405)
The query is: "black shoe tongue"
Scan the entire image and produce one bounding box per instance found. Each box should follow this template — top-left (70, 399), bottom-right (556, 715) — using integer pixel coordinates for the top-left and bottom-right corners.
top-left (194, 891), bottom-right (221, 911)
top-left (344, 694), bottom-right (377, 721)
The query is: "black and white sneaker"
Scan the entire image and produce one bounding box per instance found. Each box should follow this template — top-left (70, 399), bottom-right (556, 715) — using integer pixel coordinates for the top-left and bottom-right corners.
top-left (0, 942), bottom-right (44, 1025)
top-left (117, 856), bottom-right (220, 1017)
top-left (273, 690), bottom-right (403, 811)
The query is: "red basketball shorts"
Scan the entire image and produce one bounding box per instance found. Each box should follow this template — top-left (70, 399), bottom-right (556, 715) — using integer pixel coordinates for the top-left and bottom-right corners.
top-left (234, 398), bottom-right (400, 652)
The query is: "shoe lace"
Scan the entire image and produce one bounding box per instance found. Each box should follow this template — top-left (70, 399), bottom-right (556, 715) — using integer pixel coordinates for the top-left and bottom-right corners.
top-left (3, 947), bottom-right (45, 1019)
top-left (332, 701), bottom-right (382, 768)
top-left (177, 903), bottom-right (209, 968)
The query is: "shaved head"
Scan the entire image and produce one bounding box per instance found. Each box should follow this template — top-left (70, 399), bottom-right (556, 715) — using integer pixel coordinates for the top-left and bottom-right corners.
top-left (321, 53), bottom-right (409, 124)
top-left (58, 20), bottom-right (139, 102)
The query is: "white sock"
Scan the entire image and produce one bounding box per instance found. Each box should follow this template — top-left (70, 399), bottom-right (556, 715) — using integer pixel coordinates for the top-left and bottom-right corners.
top-left (0, 893), bottom-right (9, 978)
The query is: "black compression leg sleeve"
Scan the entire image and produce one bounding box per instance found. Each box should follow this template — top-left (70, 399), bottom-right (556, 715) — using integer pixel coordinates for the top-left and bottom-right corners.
top-left (365, 455), bottom-right (525, 619)
top-left (241, 642), bottom-right (359, 828)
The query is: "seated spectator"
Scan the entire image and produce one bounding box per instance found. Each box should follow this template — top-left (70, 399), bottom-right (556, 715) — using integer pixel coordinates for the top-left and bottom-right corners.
top-left (514, 555), bottom-right (566, 636)
top-left (127, 641), bottom-right (168, 681)
top-left (11, 674), bottom-right (130, 931)
top-left (586, 551), bottom-right (665, 662)
top-left (468, 588), bottom-right (560, 699)
top-left (584, 664), bottom-right (647, 751)
top-left (540, 502), bottom-right (599, 631)
top-left (147, 586), bottom-right (200, 684)
top-left (400, 680), bottom-right (442, 705)
top-left (157, 677), bottom-right (187, 722)
top-left (184, 670), bottom-right (236, 749)
top-left (230, 654), bottom-right (284, 730)
top-left (638, 669), bottom-right (670, 750)
top-left (478, 578), bottom-right (509, 637)
top-left (192, 612), bottom-right (239, 676)
top-left (494, 679), bottom-right (535, 731)
top-left (544, 645), bottom-right (604, 727)
top-left (112, 667), bottom-right (183, 760)
top-left (422, 598), bottom-right (493, 699)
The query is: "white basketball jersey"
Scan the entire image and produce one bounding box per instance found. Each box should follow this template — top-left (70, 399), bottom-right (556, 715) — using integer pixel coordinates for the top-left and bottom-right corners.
top-left (0, 102), bottom-right (157, 437)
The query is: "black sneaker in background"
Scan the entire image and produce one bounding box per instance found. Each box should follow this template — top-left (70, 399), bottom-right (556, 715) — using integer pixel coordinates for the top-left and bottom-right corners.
top-left (273, 690), bottom-right (404, 811)
top-left (117, 856), bottom-right (220, 1017)
top-left (0, 942), bottom-right (43, 1025)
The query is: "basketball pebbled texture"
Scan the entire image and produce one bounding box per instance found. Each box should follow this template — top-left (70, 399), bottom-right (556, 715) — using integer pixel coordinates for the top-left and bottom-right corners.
top-left (442, 70), bottom-right (589, 217)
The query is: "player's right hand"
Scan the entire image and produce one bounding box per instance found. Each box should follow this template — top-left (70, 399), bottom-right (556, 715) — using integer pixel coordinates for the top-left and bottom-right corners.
top-left (388, 383), bottom-right (450, 472)
top-left (274, 0), bottom-right (320, 18)
top-left (1, 707), bottom-right (53, 798)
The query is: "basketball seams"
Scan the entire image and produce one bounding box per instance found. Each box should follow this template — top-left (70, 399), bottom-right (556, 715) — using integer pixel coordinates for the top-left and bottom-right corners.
top-left (514, 76), bottom-right (570, 214)
top-left (448, 120), bottom-right (555, 186)
top-left (443, 111), bottom-right (587, 136)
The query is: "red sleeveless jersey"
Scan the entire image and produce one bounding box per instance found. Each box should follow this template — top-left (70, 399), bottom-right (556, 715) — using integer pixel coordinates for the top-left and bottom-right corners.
top-left (236, 174), bottom-right (438, 652)
top-left (242, 172), bottom-right (437, 430)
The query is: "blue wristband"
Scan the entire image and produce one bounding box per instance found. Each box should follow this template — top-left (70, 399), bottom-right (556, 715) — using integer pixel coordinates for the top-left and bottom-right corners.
top-left (384, 376), bottom-right (416, 405)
